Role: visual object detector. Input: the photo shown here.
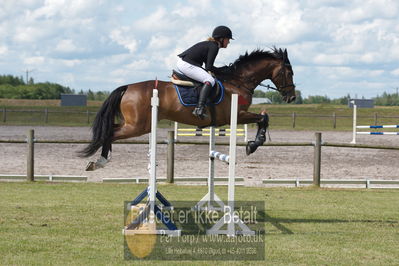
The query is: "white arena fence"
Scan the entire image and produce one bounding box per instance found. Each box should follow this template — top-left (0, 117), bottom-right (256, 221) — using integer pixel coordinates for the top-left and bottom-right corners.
top-left (1, 132), bottom-right (399, 188)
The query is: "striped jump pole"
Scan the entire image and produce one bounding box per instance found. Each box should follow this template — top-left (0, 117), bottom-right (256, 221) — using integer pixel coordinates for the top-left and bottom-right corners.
top-left (193, 94), bottom-right (254, 237)
top-left (124, 88), bottom-right (180, 237)
top-left (192, 126), bottom-right (226, 212)
top-left (174, 122), bottom-right (248, 141)
top-left (351, 101), bottom-right (399, 144)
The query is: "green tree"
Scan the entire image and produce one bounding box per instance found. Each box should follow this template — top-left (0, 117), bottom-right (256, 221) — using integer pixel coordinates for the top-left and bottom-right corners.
top-left (0, 75), bottom-right (25, 86)
top-left (303, 95), bottom-right (331, 104)
top-left (253, 90), bottom-right (267, 97)
top-left (294, 90), bottom-right (303, 104)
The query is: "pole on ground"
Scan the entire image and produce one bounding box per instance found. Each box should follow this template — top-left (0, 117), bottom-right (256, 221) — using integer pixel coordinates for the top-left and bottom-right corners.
top-left (167, 131), bottom-right (174, 183)
top-left (313, 132), bottom-right (321, 187)
top-left (27, 129), bottom-right (34, 181)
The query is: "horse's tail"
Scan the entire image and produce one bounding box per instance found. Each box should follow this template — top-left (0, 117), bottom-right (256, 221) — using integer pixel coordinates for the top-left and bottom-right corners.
top-left (79, 85), bottom-right (128, 157)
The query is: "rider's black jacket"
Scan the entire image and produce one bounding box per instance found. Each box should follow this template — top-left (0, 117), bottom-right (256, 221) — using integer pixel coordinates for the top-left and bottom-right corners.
top-left (178, 41), bottom-right (219, 72)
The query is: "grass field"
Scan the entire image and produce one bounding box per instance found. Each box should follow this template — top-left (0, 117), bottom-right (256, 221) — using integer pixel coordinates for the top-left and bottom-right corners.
top-left (0, 182), bottom-right (398, 265)
top-left (1, 98), bottom-right (399, 130)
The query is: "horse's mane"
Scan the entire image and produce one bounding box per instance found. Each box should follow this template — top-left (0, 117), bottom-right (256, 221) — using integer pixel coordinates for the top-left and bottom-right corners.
top-left (215, 46), bottom-right (292, 81)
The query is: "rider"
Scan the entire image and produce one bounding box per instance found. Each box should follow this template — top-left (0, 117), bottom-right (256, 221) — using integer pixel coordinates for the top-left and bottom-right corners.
top-left (176, 25), bottom-right (234, 119)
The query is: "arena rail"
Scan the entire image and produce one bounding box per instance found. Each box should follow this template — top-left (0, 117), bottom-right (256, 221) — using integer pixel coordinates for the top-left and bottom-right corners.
top-left (262, 178), bottom-right (399, 189)
top-left (1, 132), bottom-right (399, 186)
top-left (0, 174), bottom-right (87, 182)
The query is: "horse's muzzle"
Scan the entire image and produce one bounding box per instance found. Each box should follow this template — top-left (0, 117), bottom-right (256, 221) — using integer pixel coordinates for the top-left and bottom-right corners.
top-left (283, 95), bottom-right (296, 103)
top-left (288, 96), bottom-right (296, 103)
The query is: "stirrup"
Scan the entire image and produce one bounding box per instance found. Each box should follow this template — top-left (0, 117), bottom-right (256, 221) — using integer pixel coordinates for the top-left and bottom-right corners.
top-left (192, 106), bottom-right (208, 119)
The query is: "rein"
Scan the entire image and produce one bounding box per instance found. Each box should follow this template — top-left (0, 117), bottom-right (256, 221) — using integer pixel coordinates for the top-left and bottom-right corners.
top-left (259, 82), bottom-right (295, 91)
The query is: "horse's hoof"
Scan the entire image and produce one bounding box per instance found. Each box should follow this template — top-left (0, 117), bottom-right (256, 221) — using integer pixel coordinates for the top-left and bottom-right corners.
top-left (85, 161), bottom-right (96, 171)
top-left (246, 141), bottom-right (258, 155)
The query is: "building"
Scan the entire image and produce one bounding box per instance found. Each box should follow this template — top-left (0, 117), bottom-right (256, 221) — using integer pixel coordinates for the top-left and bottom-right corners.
top-left (348, 99), bottom-right (374, 108)
top-left (252, 97), bottom-right (271, 104)
top-left (60, 94), bottom-right (87, 106)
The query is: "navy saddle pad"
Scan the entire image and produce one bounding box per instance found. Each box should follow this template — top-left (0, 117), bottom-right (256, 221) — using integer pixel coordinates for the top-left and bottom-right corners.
top-left (174, 80), bottom-right (225, 107)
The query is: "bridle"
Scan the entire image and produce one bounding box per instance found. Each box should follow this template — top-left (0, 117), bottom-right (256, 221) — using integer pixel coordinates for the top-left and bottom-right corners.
top-left (259, 61), bottom-right (295, 94)
top-left (224, 55), bottom-right (295, 95)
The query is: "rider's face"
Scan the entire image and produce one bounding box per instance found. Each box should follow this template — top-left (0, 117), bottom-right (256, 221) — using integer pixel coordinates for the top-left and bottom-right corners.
top-left (221, 38), bottom-right (230, 48)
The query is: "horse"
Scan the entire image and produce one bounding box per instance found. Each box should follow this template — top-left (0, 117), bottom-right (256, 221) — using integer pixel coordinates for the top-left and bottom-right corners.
top-left (80, 47), bottom-right (296, 170)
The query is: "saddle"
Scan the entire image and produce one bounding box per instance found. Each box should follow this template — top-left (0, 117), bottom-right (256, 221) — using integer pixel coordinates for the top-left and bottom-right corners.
top-left (171, 70), bottom-right (225, 127)
top-left (171, 70), bottom-right (222, 100)
top-left (171, 70), bottom-right (201, 87)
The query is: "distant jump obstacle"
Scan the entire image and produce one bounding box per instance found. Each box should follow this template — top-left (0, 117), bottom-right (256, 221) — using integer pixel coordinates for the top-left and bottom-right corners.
top-left (351, 100), bottom-right (399, 144)
top-left (124, 89), bottom-right (181, 236)
top-left (174, 122), bottom-right (248, 142)
top-left (193, 94), bottom-right (254, 237)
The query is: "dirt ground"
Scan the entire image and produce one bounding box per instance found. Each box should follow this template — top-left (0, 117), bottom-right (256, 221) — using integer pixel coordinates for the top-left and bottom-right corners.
top-left (1, 126), bottom-right (398, 183)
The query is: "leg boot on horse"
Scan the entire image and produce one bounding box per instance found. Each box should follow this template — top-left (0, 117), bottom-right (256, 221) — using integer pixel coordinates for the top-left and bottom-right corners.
top-left (246, 113), bottom-right (269, 155)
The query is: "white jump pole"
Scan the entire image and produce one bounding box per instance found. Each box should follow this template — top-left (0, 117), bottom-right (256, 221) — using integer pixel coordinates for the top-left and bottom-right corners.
top-left (244, 124), bottom-right (248, 142)
top-left (351, 100), bottom-right (357, 144)
top-left (226, 94), bottom-right (238, 235)
top-left (149, 89), bottom-right (159, 215)
top-left (124, 88), bottom-right (180, 236)
top-left (174, 121), bottom-right (178, 141)
top-left (192, 125), bottom-right (225, 211)
top-left (206, 94), bottom-right (254, 236)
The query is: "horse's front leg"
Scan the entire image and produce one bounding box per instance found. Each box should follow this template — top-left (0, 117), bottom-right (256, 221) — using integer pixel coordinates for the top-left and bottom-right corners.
top-left (237, 111), bottom-right (269, 155)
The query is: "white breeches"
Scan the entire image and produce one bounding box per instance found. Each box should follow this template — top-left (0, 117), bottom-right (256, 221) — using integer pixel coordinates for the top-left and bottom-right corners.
top-left (176, 58), bottom-right (215, 86)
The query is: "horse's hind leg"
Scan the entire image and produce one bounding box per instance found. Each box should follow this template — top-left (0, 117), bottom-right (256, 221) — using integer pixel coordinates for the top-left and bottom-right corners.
top-left (112, 122), bottom-right (151, 141)
top-left (85, 139), bottom-right (112, 171)
top-left (85, 124), bottom-right (149, 171)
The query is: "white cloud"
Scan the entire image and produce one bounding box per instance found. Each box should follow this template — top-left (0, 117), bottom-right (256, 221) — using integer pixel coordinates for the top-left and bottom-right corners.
top-left (391, 68), bottom-right (399, 76)
top-left (0, 45), bottom-right (8, 55)
top-left (109, 27), bottom-right (139, 54)
top-left (148, 35), bottom-right (172, 50)
top-left (23, 56), bottom-right (45, 66)
top-left (126, 59), bottom-right (150, 71)
top-left (13, 26), bottom-right (50, 43)
top-left (55, 39), bottom-right (79, 53)
top-left (172, 6), bottom-right (197, 18)
top-left (59, 59), bottom-right (82, 67)
top-left (133, 7), bottom-right (176, 31)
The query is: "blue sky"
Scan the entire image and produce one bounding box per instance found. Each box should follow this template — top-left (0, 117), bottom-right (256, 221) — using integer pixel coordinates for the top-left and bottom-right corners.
top-left (1, 0), bottom-right (398, 98)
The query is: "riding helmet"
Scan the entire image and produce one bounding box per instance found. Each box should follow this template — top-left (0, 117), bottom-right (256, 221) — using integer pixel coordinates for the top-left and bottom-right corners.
top-left (212, 26), bottom-right (234, 40)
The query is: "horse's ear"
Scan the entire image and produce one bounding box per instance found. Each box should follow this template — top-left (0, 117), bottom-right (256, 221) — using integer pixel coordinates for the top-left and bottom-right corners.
top-left (284, 49), bottom-right (288, 57)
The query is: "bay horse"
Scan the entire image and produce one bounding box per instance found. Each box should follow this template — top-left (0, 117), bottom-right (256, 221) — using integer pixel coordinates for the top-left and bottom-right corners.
top-left (80, 47), bottom-right (296, 170)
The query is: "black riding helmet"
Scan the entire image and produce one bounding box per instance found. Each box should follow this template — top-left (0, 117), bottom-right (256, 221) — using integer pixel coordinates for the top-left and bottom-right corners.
top-left (212, 25), bottom-right (234, 40)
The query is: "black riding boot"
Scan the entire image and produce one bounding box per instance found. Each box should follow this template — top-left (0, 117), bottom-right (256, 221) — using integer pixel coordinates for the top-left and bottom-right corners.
top-left (192, 82), bottom-right (212, 119)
